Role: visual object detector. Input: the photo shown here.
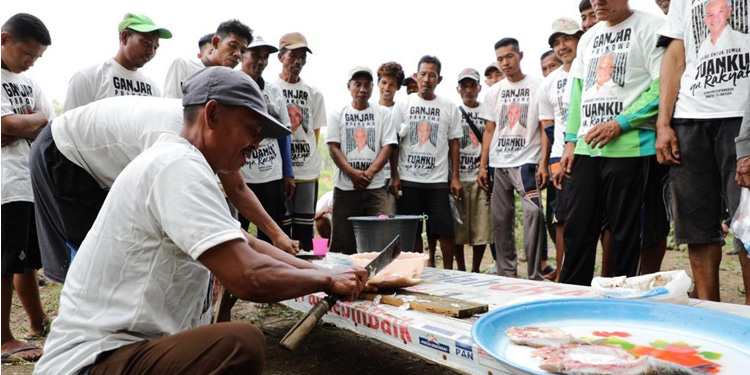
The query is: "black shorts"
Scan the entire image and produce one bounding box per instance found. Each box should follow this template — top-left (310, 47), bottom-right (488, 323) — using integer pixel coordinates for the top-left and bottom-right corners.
top-left (29, 124), bottom-right (108, 282)
top-left (669, 118), bottom-right (743, 252)
top-left (240, 179), bottom-right (290, 243)
top-left (554, 174), bottom-right (572, 224)
top-left (1, 202), bottom-right (42, 274)
top-left (397, 184), bottom-right (454, 239)
top-left (643, 156), bottom-right (670, 247)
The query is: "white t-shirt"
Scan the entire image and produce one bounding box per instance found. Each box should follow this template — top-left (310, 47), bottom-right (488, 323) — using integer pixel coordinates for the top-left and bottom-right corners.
top-left (241, 81), bottom-right (292, 184)
top-left (457, 102), bottom-right (492, 181)
top-left (483, 75), bottom-right (543, 168)
top-left (316, 190), bottom-right (333, 221)
top-left (392, 94), bottom-right (463, 184)
top-left (274, 78), bottom-right (326, 180)
top-left (659, 0), bottom-right (750, 119)
top-left (327, 103), bottom-right (397, 190)
top-left (63, 58), bottom-right (162, 112)
top-left (34, 134), bottom-right (245, 375)
top-left (571, 10), bottom-right (664, 139)
top-left (51, 96), bottom-right (184, 188)
top-left (1, 69), bottom-right (56, 204)
top-left (538, 67), bottom-right (570, 159)
top-left (378, 103), bottom-right (396, 178)
top-left (163, 57), bottom-right (205, 99)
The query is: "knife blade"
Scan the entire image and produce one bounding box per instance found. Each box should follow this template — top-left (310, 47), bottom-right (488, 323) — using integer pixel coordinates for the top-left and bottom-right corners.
top-left (280, 235), bottom-right (402, 351)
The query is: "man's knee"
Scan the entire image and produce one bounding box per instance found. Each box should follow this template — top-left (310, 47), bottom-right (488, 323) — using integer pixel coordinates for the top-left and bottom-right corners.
top-left (217, 322), bottom-right (266, 374)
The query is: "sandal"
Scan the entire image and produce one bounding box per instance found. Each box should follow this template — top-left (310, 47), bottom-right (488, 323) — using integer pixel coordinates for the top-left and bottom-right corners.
top-left (1, 344), bottom-right (43, 363)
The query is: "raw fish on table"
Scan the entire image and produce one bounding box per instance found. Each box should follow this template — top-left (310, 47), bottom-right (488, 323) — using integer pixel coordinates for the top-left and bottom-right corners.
top-left (532, 344), bottom-right (705, 375)
top-left (505, 326), bottom-right (577, 348)
top-left (350, 252), bottom-right (426, 288)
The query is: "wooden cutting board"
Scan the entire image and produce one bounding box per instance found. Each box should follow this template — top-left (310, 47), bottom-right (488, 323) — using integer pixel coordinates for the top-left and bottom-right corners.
top-left (360, 290), bottom-right (488, 318)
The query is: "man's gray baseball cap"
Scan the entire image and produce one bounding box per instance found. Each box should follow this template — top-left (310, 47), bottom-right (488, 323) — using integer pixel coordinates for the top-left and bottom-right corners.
top-left (181, 66), bottom-right (291, 139)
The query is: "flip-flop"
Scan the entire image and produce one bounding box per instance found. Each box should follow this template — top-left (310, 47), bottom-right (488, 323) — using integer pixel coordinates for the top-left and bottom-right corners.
top-left (1, 344), bottom-right (43, 363)
top-left (542, 264), bottom-right (557, 276)
top-left (22, 332), bottom-right (47, 341)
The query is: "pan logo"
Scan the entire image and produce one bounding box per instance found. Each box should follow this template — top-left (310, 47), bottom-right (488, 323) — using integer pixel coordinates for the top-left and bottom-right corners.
top-left (419, 335), bottom-right (450, 353)
top-left (455, 341), bottom-right (474, 360)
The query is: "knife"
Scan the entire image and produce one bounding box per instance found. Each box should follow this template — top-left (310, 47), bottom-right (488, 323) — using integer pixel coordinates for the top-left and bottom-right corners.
top-left (280, 235), bottom-right (402, 351)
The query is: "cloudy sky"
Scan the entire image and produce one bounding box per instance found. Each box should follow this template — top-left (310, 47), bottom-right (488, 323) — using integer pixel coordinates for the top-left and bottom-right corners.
top-left (2, 0), bottom-right (665, 113)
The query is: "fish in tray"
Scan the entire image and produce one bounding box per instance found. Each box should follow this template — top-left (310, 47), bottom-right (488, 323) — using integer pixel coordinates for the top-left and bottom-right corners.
top-left (506, 326), bottom-right (578, 348)
top-left (532, 344), bottom-right (707, 375)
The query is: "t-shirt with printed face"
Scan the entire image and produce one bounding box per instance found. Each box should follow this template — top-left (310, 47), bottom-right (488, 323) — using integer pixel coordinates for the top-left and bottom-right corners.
top-left (1, 69), bottom-right (56, 204)
top-left (64, 58), bottom-right (162, 112)
top-left (274, 78), bottom-right (326, 180)
top-left (482, 75), bottom-right (543, 168)
top-left (162, 57), bottom-right (205, 99)
top-left (659, 0), bottom-right (750, 119)
top-left (538, 67), bottom-right (570, 159)
top-left (378, 103), bottom-right (395, 178)
top-left (33, 134), bottom-right (246, 375)
top-left (571, 10), bottom-right (664, 157)
top-left (391, 95), bottom-right (463, 184)
top-left (457, 102), bottom-right (492, 181)
top-left (51, 96), bottom-right (184, 189)
top-left (241, 81), bottom-right (291, 184)
top-left (327, 103), bottom-right (397, 190)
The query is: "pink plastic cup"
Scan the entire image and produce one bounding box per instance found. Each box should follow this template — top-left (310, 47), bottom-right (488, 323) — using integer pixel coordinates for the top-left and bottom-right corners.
top-left (312, 238), bottom-right (329, 256)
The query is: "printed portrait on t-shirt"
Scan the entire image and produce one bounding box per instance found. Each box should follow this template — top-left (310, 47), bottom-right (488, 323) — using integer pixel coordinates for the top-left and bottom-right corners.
top-left (689, 0), bottom-right (750, 99)
top-left (460, 124), bottom-right (483, 150)
top-left (409, 121), bottom-right (438, 152)
top-left (459, 119), bottom-right (484, 178)
top-left (500, 103), bottom-right (528, 136)
top-left (345, 127), bottom-right (376, 169)
top-left (580, 28), bottom-right (631, 132)
top-left (492, 84), bottom-right (535, 158)
top-left (287, 103), bottom-right (308, 134)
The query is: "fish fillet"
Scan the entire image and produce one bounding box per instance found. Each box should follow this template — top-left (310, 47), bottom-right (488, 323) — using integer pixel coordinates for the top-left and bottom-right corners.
top-left (505, 326), bottom-right (575, 348)
top-left (533, 344), bottom-right (703, 375)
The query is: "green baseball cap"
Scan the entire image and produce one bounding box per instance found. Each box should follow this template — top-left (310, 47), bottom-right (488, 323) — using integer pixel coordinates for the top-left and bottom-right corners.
top-left (118, 13), bottom-right (172, 39)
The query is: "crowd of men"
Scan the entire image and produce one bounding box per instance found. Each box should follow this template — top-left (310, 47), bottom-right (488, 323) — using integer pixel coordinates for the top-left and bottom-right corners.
top-left (1, 0), bottom-right (750, 372)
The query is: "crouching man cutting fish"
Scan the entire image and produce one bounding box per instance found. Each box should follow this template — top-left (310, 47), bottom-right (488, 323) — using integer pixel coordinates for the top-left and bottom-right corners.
top-left (33, 67), bottom-right (367, 375)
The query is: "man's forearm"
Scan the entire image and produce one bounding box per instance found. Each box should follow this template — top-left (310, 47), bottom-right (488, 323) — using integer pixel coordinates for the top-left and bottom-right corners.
top-left (245, 232), bottom-right (323, 271)
top-left (657, 39), bottom-right (685, 129)
top-left (368, 145), bottom-right (392, 175)
top-left (328, 143), bottom-right (357, 176)
top-left (615, 79), bottom-right (660, 131)
top-left (540, 123), bottom-right (550, 166)
top-left (479, 121), bottom-right (495, 169)
top-left (390, 147), bottom-right (400, 179)
top-left (565, 78), bottom-right (583, 143)
top-left (220, 171), bottom-right (284, 239)
top-left (449, 139), bottom-right (460, 178)
top-left (0, 112), bottom-right (48, 139)
top-left (279, 136), bottom-right (294, 178)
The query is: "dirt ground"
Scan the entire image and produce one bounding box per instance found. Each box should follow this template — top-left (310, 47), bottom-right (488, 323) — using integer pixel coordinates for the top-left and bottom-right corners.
top-left (3, 240), bottom-right (747, 374)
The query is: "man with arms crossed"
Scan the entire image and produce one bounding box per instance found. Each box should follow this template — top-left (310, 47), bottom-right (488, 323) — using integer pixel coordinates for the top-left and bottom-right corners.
top-left (1, 12), bottom-right (53, 364)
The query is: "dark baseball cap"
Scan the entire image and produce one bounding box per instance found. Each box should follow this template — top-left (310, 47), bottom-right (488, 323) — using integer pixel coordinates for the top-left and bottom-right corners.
top-left (181, 67), bottom-right (290, 139)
